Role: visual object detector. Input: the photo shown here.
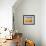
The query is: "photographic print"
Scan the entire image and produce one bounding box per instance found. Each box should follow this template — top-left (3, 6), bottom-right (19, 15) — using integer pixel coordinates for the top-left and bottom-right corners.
top-left (23, 15), bottom-right (35, 25)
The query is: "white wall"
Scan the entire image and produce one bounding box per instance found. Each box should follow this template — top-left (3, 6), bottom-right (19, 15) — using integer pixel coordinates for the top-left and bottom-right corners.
top-left (41, 0), bottom-right (46, 46)
top-left (13, 0), bottom-right (46, 46)
top-left (13, 0), bottom-right (41, 46)
top-left (0, 0), bottom-right (16, 30)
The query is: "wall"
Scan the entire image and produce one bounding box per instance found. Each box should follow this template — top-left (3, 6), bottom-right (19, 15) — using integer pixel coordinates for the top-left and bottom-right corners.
top-left (13, 0), bottom-right (41, 46)
top-left (41, 0), bottom-right (46, 46)
top-left (0, 0), bottom-right (16, 30)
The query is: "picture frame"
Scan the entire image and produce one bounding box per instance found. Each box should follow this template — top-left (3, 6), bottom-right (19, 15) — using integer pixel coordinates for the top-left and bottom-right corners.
top-left (23, 15), bottom-right (35, 25)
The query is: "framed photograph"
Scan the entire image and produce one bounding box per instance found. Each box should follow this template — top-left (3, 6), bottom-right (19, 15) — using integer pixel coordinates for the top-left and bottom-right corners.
top-left (23, 15), bottom-right (35, 25)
